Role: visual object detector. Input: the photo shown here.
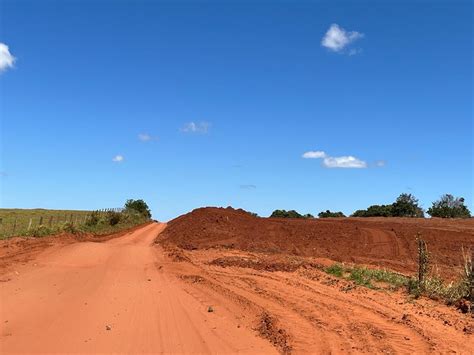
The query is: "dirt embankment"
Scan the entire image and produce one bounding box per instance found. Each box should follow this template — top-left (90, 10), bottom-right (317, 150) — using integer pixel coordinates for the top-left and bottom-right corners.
top-left (159, 207), bottom-right (474, 278)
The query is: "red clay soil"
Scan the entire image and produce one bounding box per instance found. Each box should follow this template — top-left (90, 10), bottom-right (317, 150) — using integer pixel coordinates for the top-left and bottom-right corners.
top-left (1, 220), bottom-right (472, 353)
top-left (159, 207), bottom-right (474, 278)
top-left (0, 223), bottom-right (275, 354)
top-left (0, 222), bottom-right (152, 274)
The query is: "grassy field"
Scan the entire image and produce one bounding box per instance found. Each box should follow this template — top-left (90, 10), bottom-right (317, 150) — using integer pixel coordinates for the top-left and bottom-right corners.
top-left (0, 208), bottom-right (146, 239)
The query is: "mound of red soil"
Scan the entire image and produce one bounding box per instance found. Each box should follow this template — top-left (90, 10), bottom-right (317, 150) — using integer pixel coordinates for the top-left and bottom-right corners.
top-left (158, 207), bottom-right (474, 277)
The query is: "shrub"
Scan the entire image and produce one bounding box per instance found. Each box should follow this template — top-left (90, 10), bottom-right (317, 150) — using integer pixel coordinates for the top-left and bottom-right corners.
top-left (270, 210), bottom-right (303, 218)
top-left (391, 193), bottom-right (424, 218)
top-left (124, 199), bottom-right (152, 219)
top-left (270, 210), bottom-right (313, 219)
top-left (86, 211), bottom-right (100, 226)
top-left (352, 204), bottom-right (392, 217)
top-left (105, 211), bottom-right (122, 226)
top-left (60, 222), bottom-right (78, 234)
top-left (351, 193), bottom-right (424, 218)
top-left (427, 194), bottom-right (471, 218)
top-left (318, 210), bottom-right (345, 218)
top-left (28, 225), bottom-right (53, 237)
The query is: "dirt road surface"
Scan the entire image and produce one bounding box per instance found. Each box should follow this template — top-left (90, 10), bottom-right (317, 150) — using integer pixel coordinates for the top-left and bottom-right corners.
top-left (0, 223), bottom-right (275, 354)
top-left (1, 220), bottom-right (473, 354)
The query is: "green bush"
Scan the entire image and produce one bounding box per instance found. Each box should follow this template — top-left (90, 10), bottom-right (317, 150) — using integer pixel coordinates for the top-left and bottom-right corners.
top-left (352, 204), bottom-right (393, 217)
top-left (86, 211), bottom-right (100, 226)
top-left (28, 225), bottom-right (53, 237)
top-left (105, 211), bottom-right (122, 226)
top-left (318, 210), bottom-right (345, 218)
top-left (124, 199), bottom-right (152, 219)
top-left (60, 222), bottom-right (78, 234)
top-left (270, 210), bottom-right (313, 218)
top-left (391, 193), bottom-right (424, 218)
top-left (352, 193), bottom-right (424, 218)
top-left (427, 194), bottom-right (471, 218)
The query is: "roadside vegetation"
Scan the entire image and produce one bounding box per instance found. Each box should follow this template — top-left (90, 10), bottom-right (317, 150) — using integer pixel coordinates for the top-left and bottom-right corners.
top-left (0, 199), bottom-right (152, 239)
top-left (325, 235), bottom-right (473, 312)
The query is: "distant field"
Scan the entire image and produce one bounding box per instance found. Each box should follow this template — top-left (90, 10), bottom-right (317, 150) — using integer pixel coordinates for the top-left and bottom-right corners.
top-left (0, 208), bottom-right (121, 239)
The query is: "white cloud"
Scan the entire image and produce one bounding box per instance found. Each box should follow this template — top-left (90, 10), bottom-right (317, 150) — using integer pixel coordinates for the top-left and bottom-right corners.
top-left (138, 133), bottom-right (157, 142)
top-left (112, 155), bottom-right (124, 162)
top-left (302, 150), bottom-right (368, 168)
top-left (375, 160), bottom-right (386, 167)
top-left (322, 156), bottom-right (367, 168)
top-left (302, 151), bottom-right (327, 159)
top-left (321, 24), bottom-right (363, 53)
top-left (0, 43), bottom-right (15, 72)
top-left (181, 121), bottom-right (210, 134)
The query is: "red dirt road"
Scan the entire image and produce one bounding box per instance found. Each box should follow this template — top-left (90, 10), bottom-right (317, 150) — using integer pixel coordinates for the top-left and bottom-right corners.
top-left (0, 223), bottom-right (275, 354)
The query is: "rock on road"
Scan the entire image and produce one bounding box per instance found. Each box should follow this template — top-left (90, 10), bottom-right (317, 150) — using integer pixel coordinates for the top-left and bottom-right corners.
top-left (0, 223), bottom-right (276, 354)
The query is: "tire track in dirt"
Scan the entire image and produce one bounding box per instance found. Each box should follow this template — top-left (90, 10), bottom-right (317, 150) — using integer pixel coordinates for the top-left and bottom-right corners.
top-left (0, 223), bottom-right (276, 354)
top-left (164, 246), bottom-right (473, 354)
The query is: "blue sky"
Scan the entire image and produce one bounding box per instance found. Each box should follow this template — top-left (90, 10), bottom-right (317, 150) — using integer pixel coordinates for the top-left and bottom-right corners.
top-left (0, 0), bottom-right (472, 220)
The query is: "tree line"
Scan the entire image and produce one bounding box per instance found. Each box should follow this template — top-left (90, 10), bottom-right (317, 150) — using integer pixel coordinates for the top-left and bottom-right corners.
top-left (269, 193), bottom-right (471, 219)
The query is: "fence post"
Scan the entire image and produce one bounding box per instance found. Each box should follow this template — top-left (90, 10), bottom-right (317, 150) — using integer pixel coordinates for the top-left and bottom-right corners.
top-left (471, 250), bottom-right (474, 302)
top-left (27, 218), bottom-right (33, 231)
top-left (417, 235), bottom-right (429, 289)
top-left (39, 216), bottom-right (44, 226)
top-left (49, 216), bottom-right (53, 227)
top-left (12, 217), bottom-right (17, 235)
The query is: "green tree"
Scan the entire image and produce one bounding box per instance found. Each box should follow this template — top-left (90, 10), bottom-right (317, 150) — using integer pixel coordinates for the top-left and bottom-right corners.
top-left (427, 194), bottom-right (471, 218)
top-left (391, 193), bottom-right (424, 217)
top-left (124, 199), bottom-right (152, 219)
top-left (318, 210), bottom-right (346, 218)
top-left (351, 204), bottom-right (392, 217)
top-left (270, 210), bottom-right (308, 218)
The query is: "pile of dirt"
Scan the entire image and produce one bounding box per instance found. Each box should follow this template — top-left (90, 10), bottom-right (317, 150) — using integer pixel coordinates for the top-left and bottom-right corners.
top-left (209, 255), bottom-right (320, 272)
top-left (158, 207), bottom-right (474, 277)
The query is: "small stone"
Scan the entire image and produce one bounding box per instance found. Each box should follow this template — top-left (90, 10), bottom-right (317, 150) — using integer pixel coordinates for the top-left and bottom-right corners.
top-left (207, 306), bottom-right (214, 313)
top-left (106, 325), bottom-right (112, 330)
top-left (148, 279), bottom-right (151, 281)
top-left (404, 336), bottom-right (410, 340)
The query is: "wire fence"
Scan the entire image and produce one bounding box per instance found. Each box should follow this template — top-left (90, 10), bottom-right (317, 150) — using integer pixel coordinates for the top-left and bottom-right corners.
top-left (0, 208), bottom-right (124, 238)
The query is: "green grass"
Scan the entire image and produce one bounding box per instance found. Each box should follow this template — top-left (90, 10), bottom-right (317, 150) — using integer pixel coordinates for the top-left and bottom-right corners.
top-left (325, 263), bottom-right (409, 290)
top-left (325, 262), bottom-right (471, 307)
top-left (0, 208), bottom-right (148, 239)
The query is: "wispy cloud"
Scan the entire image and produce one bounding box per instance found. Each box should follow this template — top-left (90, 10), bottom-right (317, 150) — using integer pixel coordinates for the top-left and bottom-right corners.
top-left (302, 151), bottom-right (326, 159)
top-left (321, 24), bottom-right (363, 54)
top-left (181, 121), bottom-right (210, 134)
top-left (302, 150), bottom-right (367, 168)
top-left (0, 43), bottom-right (15, 73)
top-left (375, 160), bottom-right (386, 167)
top-left (240, 184), bottom-right (257, 189)
top-left (323, 156), bottom-right (367, 168)
top-left (138, 133), bottom-right (158, 142)
top-left (112, 155), bottom-right (124, 163)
